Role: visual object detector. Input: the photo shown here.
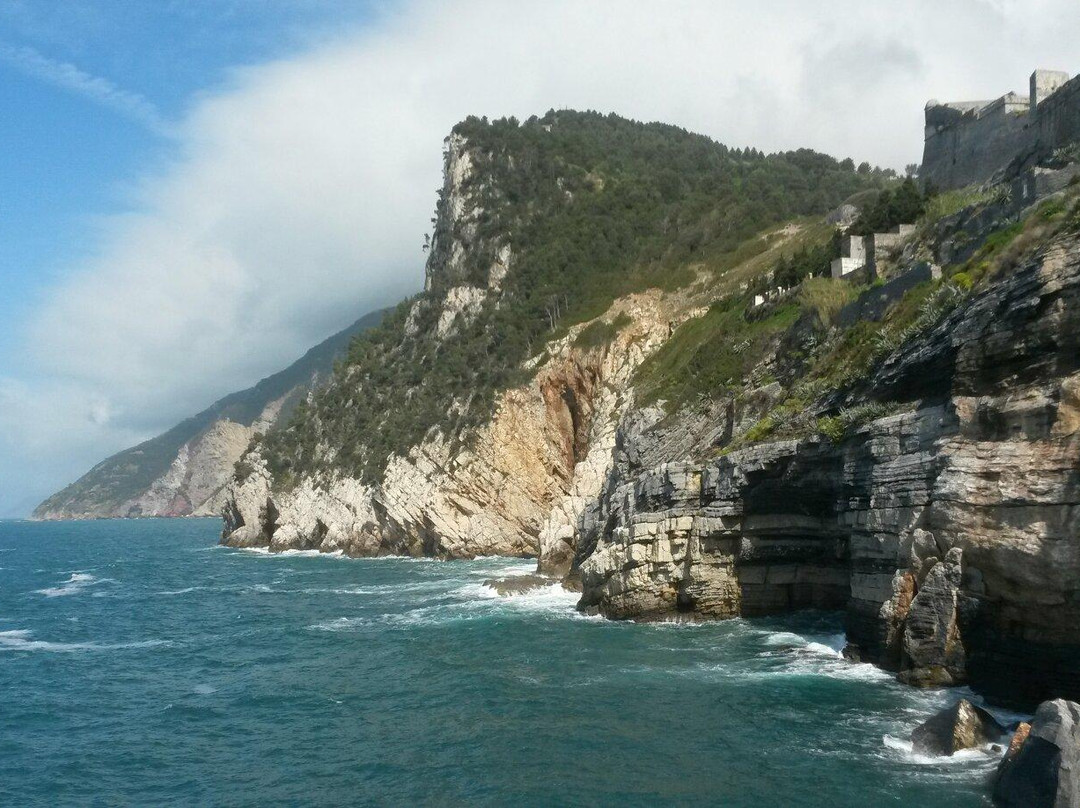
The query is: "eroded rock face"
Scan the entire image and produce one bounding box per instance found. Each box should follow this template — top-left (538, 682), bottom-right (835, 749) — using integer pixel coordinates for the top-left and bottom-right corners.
top-left (911, 698), bottom-right (1004, 756)
top-left (994, 699), bottom-right (1080, 808)
top-left (222, 292), bottom-right (679, 561)
top-left (899, 548), bottom-right (967, 687)
top-left (574, 232), bottom-right (1080, 704)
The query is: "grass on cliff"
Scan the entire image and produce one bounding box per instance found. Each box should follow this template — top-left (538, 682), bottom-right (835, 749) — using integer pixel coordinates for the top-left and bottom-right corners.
top-left (573, 312), bottom-right (633, 350)
top-left (635, 299), bottom-right (800, 410)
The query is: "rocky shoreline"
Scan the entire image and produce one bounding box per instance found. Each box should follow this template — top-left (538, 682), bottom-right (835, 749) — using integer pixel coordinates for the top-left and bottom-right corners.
top-left (214, 114), bottom-right (1080, 806)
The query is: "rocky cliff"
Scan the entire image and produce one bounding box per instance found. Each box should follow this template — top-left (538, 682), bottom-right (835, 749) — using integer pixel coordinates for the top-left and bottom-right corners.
top-left (221, 111), bottom-right (876, 557)
top-left (33, 309), bottom-right (383, 520)
top-left (575, 193), bottom-right (1080, 707)
top-left (220, 110), bottom-right (1080, 709)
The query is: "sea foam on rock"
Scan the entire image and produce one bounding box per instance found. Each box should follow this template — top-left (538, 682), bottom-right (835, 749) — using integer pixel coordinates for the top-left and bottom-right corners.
top-left (911, 698), bottom-right (1004, 756)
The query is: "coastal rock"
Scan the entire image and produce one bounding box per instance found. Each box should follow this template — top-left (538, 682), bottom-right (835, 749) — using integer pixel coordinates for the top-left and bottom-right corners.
top-left (911, 698), bottom-right (1004, 756)
top-left (899, 547), bottom-right (967, 687)
top-left (222, 291), bottom-right (681, 562)
top-left (484, 575), bottom-right (554, 596)
top-left (994, 700), bottom-right (1080, 808)
top-left (574, 228), bottom-right (1080, 703)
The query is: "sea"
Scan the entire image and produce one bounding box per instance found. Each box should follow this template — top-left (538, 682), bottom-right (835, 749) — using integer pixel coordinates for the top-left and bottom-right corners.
top-left (0, 518), bottom-right (1021, 806)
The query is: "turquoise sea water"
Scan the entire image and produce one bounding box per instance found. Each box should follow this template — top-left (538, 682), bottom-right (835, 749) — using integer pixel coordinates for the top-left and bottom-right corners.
top-left (0, 518), bottom-right (1015, 806)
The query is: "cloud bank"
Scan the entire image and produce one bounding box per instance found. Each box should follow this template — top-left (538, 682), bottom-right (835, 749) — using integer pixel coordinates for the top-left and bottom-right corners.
top-left (4, 0), bottom-right (1079, 514)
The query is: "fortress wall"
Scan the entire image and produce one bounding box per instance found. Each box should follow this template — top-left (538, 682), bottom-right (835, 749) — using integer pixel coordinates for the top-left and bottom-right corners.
top-left (1036, 74), bottom-right (1080, 156)
top-left (922, 100), bottom-right (1032, 190)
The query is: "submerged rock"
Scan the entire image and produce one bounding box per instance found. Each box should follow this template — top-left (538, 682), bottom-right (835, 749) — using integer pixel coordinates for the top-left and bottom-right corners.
top-left (994, 699), bottom-right (1080, 808)
top-left (484, 575), bottom-right (554, 596)
top-left (911, 698), bottom-right (1004, 756)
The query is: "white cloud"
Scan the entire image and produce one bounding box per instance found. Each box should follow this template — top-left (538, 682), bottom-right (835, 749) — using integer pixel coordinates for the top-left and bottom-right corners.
top-left (0, 41), bottom-right (169, 134)
top-left (5, 0), bottom-right (1080, 515)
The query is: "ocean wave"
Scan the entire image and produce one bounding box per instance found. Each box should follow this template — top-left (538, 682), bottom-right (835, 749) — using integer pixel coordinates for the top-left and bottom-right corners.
top-left (155, 586), bottom-right (203, 596)
top-left (0, 629), bottom-right (169, 653)
top-left (470, 581), bottom-right (585, 613)
top-left (309, 581), bottom-right (590, 633)
top-left (725, 628), bottom-right (894, 683)
top-left (879, 734), bottom-right (1002, 769)
top-left (35, 572), bottom-right (110, 598)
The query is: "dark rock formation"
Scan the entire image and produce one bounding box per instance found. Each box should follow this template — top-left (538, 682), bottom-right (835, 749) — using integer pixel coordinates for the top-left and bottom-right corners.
top-left (994, 699), bottom-right (1080, 807)
top-left (911, 698), bottom-right (1004, 756)
top-left (576, 227), bottom-right (1080, 705)
top-left (899, 548), bottom-right (967, 687)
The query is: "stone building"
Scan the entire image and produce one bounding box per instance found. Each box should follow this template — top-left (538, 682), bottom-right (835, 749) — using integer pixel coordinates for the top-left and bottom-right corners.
top-left (922, 68), bottom-right (1080, 190)
top-left (830, 225), bottom-right (915, 279)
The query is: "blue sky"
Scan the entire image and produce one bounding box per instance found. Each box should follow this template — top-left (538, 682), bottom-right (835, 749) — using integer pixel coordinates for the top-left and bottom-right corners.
top-left (2, 0), bottom-right (1078, 517)
top-left (0, 1), bottom-right (382, 369)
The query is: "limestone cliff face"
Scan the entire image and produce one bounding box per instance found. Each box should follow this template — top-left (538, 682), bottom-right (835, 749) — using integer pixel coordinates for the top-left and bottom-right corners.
top-left (221, 125), bottom-right (692, 559)
top-left (575, 228), bottom-right (1080, 706)
top-left (218, 113), bottom-right (1079, 710)
top-left (125, 399), bottom-right (285, 519)
top-left (223, 291), bottom-right (678, 558)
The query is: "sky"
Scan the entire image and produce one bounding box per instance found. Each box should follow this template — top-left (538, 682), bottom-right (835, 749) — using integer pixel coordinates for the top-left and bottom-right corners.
top-left (1, 0), bottom-right (1078, 517)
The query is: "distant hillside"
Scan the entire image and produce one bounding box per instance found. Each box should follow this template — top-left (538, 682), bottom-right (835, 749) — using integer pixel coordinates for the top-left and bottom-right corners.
top-left (33, 308), bottom-right (385, 520)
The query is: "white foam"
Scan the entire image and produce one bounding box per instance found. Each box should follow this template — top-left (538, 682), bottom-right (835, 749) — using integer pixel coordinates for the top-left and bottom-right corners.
top-left (734, 627), bottom-right (894, 682)
top-left (880, 734), bottom-right (1001, 767)
top-left (155, 586), bottom-right (201, 596)
top-left (275, 548), bottom-right (343, 558)
top-left (763, 630), bottom-right (807, 646)
top-left (0, 629), bottom-right (168, 653)
top-left (470, 581), bottom-right (585, 615)
top-left (35, 572), bottom-right (108, 598)
top-left (804, 641), bottom-right (844, 658)
top-left (309, 580), bottom-right (591, 633)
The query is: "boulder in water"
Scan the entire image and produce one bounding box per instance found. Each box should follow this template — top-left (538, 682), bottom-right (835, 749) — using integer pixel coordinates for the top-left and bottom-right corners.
top-left (993, 699), bottom-right (1080, 807)
top-left (484, 574), bottom-right (553, 596)
top-left (911, 698), bottom-right (1004, 756)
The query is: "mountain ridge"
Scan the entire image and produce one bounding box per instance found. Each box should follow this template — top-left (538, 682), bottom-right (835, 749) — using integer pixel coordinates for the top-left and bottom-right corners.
top-left (33, 307), bottom-right (385, 520)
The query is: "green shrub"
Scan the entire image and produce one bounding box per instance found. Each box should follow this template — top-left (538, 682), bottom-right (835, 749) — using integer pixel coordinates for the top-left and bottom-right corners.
top-left (742, 416), bottom-right (776, 444)
top-left (817, 416), bottom-right (845, 443)
top-left (798, 277), bottom-right (857, 322)
top-left (920, 184), bottom-right (1006, 224)
top-left (574, 312), bottom-right (632, 349)
top-left (950, 271), bottom-right (973, 291)
top-left (848, 178), bottom-right (925, 235)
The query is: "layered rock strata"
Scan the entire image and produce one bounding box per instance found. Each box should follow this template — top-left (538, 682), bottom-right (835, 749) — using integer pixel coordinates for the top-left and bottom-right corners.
top-left (222, 292), bottom-right (678, 559)
top-left (577, 231), bottom-right (1080, 704)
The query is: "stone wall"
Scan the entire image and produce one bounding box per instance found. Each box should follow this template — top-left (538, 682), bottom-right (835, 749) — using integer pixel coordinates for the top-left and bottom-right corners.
top-left (922, 95), bottom-right (1032, 190)
top-left (837, 261), bottom-right (939, 328)
top-left (922, 70), bottom-right (1080, 191)
top-left (1036, 74), bottom-right (1080, 159)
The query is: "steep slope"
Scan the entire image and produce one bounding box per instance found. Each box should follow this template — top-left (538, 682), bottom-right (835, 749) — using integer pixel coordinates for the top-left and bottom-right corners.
top-left (219, 106), bottom-right (1080, 709)
top-left (34, 308), bottom-right (384, 520)
top-left (572, 184), bottom-right (1080, 706)
top-left (221, 110), bottom-right (882, 555)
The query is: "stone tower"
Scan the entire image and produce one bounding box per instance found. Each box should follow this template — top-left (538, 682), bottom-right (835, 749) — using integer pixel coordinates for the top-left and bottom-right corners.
top-left (1031, 69), bottom-right (1071, 115)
